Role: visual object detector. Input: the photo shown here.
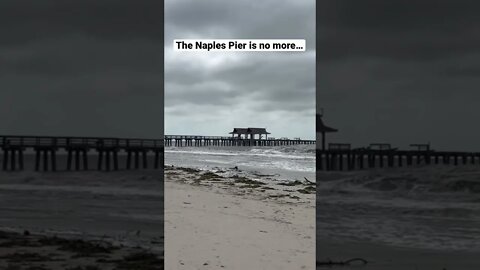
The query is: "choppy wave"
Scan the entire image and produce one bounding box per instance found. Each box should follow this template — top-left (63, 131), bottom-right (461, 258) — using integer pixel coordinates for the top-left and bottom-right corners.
top-left (165, 144), bottom-right (315, 180)
top-left (166, 145), bottom-right (315, 159)
top-left (317, 166), bottom-right (480, 252)
top-left (318, 166), bottom-right (480, 198)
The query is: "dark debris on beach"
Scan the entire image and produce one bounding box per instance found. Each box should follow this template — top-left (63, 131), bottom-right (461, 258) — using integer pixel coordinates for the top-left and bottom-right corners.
top-left (0, 231), bottom-right (164, 270)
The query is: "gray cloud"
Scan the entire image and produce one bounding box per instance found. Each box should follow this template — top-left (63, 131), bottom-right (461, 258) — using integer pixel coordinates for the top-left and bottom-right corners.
top-left (318, 0), bottom-right (480, 151)
top-left (0, 1), bottom-right (163, 138)
top-left (165, 0), bottom-right (315, 139)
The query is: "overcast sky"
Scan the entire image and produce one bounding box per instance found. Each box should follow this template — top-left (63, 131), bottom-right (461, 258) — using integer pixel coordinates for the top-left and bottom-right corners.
top-left (165, 0), bottom-right (315, 140)
top-left (0, 0), bottom-right (163, 138)
top-left (318, 0), bottom-right (480, 151)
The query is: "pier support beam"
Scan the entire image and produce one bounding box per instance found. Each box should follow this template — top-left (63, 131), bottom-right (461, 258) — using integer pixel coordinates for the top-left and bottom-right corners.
top-left (1, 147), bottom-right (25, 171)
top-left (66, 148), bottom-right (89, 171)
top-left (34, 147), bottom-right (58, 171)
top-left (97, 148), bottom-right (119, 171)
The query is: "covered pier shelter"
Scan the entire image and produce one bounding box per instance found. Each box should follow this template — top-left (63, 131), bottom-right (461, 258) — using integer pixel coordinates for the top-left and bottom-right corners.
top-left (317, 113), bottom-right (338, 150)
top-left (229, 127), bottom-right (271, 140)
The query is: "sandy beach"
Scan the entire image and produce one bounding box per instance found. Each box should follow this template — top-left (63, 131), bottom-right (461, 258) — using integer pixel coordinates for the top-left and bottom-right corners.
top-left (165, 166), bottom-right (316, 270)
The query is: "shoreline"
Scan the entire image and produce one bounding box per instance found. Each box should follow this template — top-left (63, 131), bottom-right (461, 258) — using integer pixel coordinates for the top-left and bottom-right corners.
top-left (165, 165), bottom-right (316, 270)
top-left (0, 229), bottom-right (163, 270)
top-left (317, 238), bottom-right (480, 270)
top-left (316, 166), bottom-right (480, 270)
top-left (0, 169), bottom-right (164, 269)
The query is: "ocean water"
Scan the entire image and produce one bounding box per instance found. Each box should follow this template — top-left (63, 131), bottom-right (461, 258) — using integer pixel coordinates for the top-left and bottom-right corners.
top-left (164, 144), bottom-right (315, 181)
top-left (317, 165), bottom-right (480, 252)
top-left (0, 156), bottom-right (164, 251)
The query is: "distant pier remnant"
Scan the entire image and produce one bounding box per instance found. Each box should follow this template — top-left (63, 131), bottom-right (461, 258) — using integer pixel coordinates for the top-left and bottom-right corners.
top-left (316, 111), bottom-right (338, 150)
top-left (229, 127), bottom-right (271, 140)
top-left (163, 134), bottom-right (315, 147)
top-left (318, 142), bottom-right (480, 171)
top-left (163, 127), bottom-right (314, 147)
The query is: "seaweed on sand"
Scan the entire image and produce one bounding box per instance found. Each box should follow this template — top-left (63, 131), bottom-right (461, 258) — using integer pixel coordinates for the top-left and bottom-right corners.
top-left (297, 186), bottom-right (316, 194)
top-left (278, 177), bottom-right (316, 187)
top-left (114, 251), bottom-right (164, 270)
top-left (232, 175), bottom-right (266, 188)
top-left (267, 194), bottom-right (289, 199)
top-left (317, 258), bottom-right (368, 267)
top-left (0, 252), bottom-right (54, 263)
top-left (38, 236), bottom-right (116, 257)
top-left (66, 266), bottom-right (101, 270)
top-left (197, 171), bottom-right (224, 181)
top-left (278, 180), bottom-right (304, 186)
top-left (0, 238), bottom-right (41, 248)
top-left (177, 167), bottom-right (201, 174)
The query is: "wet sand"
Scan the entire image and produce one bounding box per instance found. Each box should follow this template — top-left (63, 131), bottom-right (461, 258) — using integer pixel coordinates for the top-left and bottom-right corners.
top-left (0, 230), bottom-right (163, 270)
top-left (0, 169), bottom-right (164, 269)
top-left (317, 238), bottom-right (480, 270)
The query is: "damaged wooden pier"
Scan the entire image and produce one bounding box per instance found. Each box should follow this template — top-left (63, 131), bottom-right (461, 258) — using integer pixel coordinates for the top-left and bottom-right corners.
top-left (318, 143), bottom-right (480, 171)
top-left (164, 135), bottom-right (315, 147)
top-left (0, 135), bottom-right (164, 171)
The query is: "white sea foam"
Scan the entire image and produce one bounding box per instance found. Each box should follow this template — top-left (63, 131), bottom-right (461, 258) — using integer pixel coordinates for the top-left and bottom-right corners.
top-left (165, 144), bottom-right (316, 181)
top-left (317, 166), bottom-right (480, 252)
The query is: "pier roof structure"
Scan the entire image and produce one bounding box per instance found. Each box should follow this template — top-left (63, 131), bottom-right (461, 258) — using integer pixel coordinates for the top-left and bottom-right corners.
top-left (229, 127), bottom-right (271, 139)
top-left (317, 114), bottom-right (338, 150)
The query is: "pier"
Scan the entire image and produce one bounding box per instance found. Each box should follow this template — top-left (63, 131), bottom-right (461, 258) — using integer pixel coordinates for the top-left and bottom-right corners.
top-left (164, 127), bottom-right (315, 147)
top-left (315, 112), bottom-right (480, 171)
top-left (163, 135), bottom-right (315, 147)
top-left (0, 134), bottom-right (315, 172)
top-left (317, 143), bottom-right (480, 171)
top-left (0, 135), bottom-right (164, 172)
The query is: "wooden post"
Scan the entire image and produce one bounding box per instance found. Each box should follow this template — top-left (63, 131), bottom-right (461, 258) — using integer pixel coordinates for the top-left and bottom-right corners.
top-left (67, 149), bottom-right (72, 170)
top-left (97, 150), bottom-right (103, 170)
top-left (10, 149), bottom-right (15, 171)
top-left (106, 151), bottom-right (111, 171)
top-left (135, 151), bottom-right (139, 169)
top-left (359, 153), bottom-right (364, 169)
top-left (35, 150), bottom-right (40, 171)
top-left (321, 132), bottom-right (325, 151)
top-left (51, 149), bottom-right (56, 171)
top-left (338, 153), bottom-right (343, 171)
top-left (143, 151), bottom-right (148, 169)
top-left (154, 150), bottom-right (159, 169)
top-left (19, 150), bottom-right (24, 170)
top-left (3, 149), bottom-right (9, 171)
top-left (43, 150), bottom-right (48, 171)
top-left (347, 152), bottom-right (352, 170)
top-left (126, 151), bottom-right (131, 169)
top-left (113, 151), bottom-right (119, 171)
top-left (83, 150), bottom-right (88, 170)
top-left (75, 150), bottom-right (80, 170)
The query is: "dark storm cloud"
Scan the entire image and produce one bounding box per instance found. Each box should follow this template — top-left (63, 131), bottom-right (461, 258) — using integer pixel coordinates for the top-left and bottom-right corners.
top-left (0, 1), bottom-right (163, 138)
top-left (165, 0), bottom-right (315, 139)
top-left (318, 0), bottom-right (480, 61)
top-left (318, 0), bottom-right (480, 151)
top-left (166, 0), bottom-right (314, 42)
top-left (166, 52), bottom-right (315, 109)
top-left (0, 0), bottom-right (162, 46)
